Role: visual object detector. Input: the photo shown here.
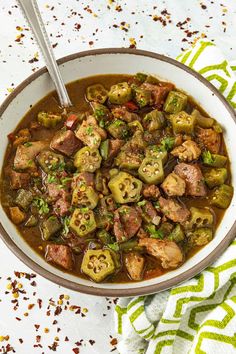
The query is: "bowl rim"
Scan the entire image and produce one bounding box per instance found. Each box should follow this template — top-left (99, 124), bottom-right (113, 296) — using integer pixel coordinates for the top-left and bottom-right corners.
top-left (0, 47), bottom-right (236, 297)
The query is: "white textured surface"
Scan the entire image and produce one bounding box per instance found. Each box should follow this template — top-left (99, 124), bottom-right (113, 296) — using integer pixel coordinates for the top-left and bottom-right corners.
top-left (0, 0), bottom-right (236, 353)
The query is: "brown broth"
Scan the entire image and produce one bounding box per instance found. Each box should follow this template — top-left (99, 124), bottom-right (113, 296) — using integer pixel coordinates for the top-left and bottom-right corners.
top-left (0, 74), bottom-right (230, 283)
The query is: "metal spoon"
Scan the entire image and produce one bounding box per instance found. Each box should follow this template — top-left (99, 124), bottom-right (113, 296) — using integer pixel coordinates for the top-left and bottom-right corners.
top-left (17, 0), bottom-right (72, 107)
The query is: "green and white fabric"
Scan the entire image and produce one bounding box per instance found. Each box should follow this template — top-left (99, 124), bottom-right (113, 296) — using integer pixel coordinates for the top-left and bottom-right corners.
top-left (114, 40), bottom-right (236, 354)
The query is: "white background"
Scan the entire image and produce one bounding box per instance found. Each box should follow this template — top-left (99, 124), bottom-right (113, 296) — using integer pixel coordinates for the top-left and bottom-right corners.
top-left (0, 0), bottom-right (236, 353)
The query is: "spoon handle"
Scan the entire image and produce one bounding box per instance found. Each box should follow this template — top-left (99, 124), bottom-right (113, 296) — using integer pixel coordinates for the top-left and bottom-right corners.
top-left (17, 0), bottom-right (72, 107)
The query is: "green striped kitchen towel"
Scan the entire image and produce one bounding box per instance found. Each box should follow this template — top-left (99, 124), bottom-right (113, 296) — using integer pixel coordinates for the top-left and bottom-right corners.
top-left (114, 40), bottom-right (236, 354)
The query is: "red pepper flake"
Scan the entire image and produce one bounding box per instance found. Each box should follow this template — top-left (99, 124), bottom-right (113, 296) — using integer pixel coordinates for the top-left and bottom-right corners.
top-left (37, 298), bottom-right (42, 309)
top-left (48, 341), bottom-right (58, 351)
top-left (201, 4), bottom-right (207, 9)
top-left (34, 324), bottom-right (40, 331)
top-left (54, 306), bottom-right (62, 316)
top-left (19, 339), bottom-right (23, 344)
top-left (52, 320), bottom-right (58, 325)
top-left (110, 338), bottom-right (118, 346)
top-left (15, 317), bottom-right (21, 321)
top-left (89, 340), bottom-right (95, 346)
top-left (72, 349), bottom-right (80, 354)
top-left (36, 335), bottom-right (41, 343)
top-left (74, 23), bottom-right (81, 30)
top-left (28, 304), bottom-right (35, 310)
top-left (52, 43), bottom-right (58, 48)
top-left (30, 280), bottom-right (37, 287)
top-left (65, 336), bottom-right (69, 342)
top-left (89, 41), bottom-right (94, 45)
top-left (46, 310), bottom-right (51, 316)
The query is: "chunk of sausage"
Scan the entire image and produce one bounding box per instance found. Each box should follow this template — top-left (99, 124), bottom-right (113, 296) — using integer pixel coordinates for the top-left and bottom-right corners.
top-left (142, 201), bottom-right (161, 225)
top-left (142, 185), bottom-right (160, 200)
top-left (139, 238), bottom-right (183, 269)
top-left (125, 252), bottom-right (145, 281)
top-left (161, 172), bottom-right (186, 197)
top-left (9, 170), bottom-right (30, 190)
top-left (14, 141), bottom-right (48, 170)
top-left (171, 140), bottom-right (201, 162)
top-left (54, 198), bottom-right (71, 217)
top-left (174, 163), bottom-right (206, 197)
top-left (111, 106), bottom-right (139, 123)
top-left (196, 127), bottom-right (221, 154)
top-left (75, 115), bottom-right (106, 148)
top-left (113, 206), bottom-right (142, 242)
top-left (142, 82), bottom-right (174, 107)
top-left (50, 130), bottom-right (81, 156)
top-left (46, 244), bottom-right (73, 270)
top-left (159, 196), bottom-right (190, 223)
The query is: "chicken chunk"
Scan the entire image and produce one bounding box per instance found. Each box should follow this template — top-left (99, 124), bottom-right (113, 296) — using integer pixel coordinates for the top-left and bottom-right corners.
top-left (50, 130), bottom-right (81, 156)
top-left (171, 140), bottom-right (201, 162)
top-left (159, 196), bottom-right (190, 223)
top-left (9, 206), bottom-right (26, 225)
top-left (111, 106), bottom-right (139, 123)
top-left (46, 244), bottom-right (73, 270)
top-left (161, 172), bottom-right (186, 197)
top-left (125, 252), bottom-right (145, 281)
top-left (196, 127), bottom-right (221, 154)
top-left (139, 238), bottom-right (183, 269)
top-left (113, 206), bottom-right (142, 242)
top-left (142, 184), bottom-right (160, 200)
top-left (174, 163), bottom-right (206, 197)
top-left (75, 115), bottom-right (106, 148)
top-left (14, 141), bottom-right (48, 170)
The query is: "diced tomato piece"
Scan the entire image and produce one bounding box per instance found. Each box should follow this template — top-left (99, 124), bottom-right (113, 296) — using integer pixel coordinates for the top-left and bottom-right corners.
top-left (65, 114), bottom-right (78, 130)
top-left (124, 101), bottom-right (138, 111)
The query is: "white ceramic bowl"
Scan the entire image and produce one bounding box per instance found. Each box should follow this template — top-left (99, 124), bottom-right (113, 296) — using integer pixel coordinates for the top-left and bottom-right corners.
top-left (0, 49), bottom-right (235, 297)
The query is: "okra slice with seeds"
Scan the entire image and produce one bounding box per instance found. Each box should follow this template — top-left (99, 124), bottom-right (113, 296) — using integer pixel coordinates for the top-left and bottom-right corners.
top-left (143, 109), bottom-right (165, 132)
top-left (74, 147), bottom-right (102, 173)
top-left (171, 111), bottom-right (196, 134)
top-left (184, 207), bottom-right (214, 230)
top-left (37, 150), bottom-right (65, 173)
top-left (37, 112), bottom-right (62, 128)
top-left (81, 249), bottom-right (115, 282)
top-left (145, 145), bottom-right (168, 164)
top-left (210, 184), bottom-right (234, 209)
top-left (164, 91), bottom-right (188, 114)
top-left (108, 171), bottom-right (142, 204)
top-left (108, 82), bottom-right (132, 104)
top-left (86, 84), bottom-right (108, 104)
top-left (204, 168), bottom-right (228, 189)
top-left (69, 208), bottom-right (97, 237)
top-left (72, 186), bottom-right (99, 209)
top-left (138, 157), bottom-right (164, 184)
top-left (187, 228), bottom-right (213, 246)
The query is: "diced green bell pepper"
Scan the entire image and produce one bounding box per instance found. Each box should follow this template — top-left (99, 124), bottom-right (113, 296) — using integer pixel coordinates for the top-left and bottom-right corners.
top-left (192, 109), bottom-right (214, 128)
top-left (108, 82), bottom-right (132, 104)
top-left (171, 111), bottom-right (196, 134)
top-left (202, 151), bottom-right (227, 167)
top-left (41, 216), bottom-right (62, 240)
top-left (74, 147), bottom-right (102, 172)
top-left (69, 208), bottom-right (97, 237)
top-left (184, 207), bottom-right (214, 230)
top-left (204, 168), bottom-right (228, 189)
top-left (37, 150), bottom-right (65, 173)
top-left (86, 84), bottom-right (108, 104)
top-left (187, 228), bottom-right (213, 246)
top-left (210, 184), bottom-right (233, 209)
top-left (143, 109), bottom-right (165, 132)
top-left (37, 112), bottom-right (62, 128)
top-left (164, 91), bottom-right (187, 114)
top-left (100, 139), bottom-right (109, 160)
top-left (15, 189), bottom-right (33, 211)
top-left (134, 87), bottom-right (151, 108)
top-left (108, 171), bottom-right (142, 204)
top-left (81, 249), bottom-right (115, 282)
top-left (138, 157), bottom-right (164, 184)
top-left (107, 120), bottom-right (129, 139)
